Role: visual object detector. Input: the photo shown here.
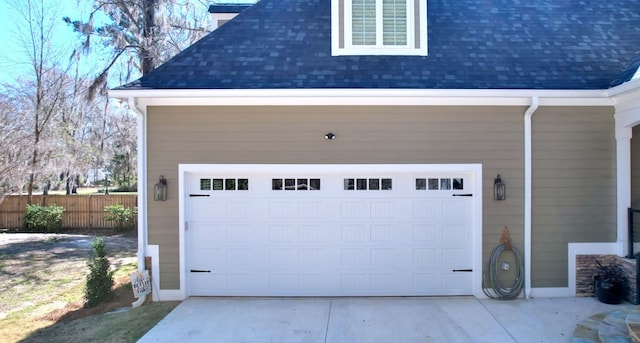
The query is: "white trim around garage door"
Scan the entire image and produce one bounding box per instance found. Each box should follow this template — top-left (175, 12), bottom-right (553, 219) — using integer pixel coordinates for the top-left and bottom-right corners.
top-left (174, 164), bottom-right (484, 300)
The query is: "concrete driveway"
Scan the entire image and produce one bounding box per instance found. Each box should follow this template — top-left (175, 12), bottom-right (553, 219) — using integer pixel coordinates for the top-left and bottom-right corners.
top-left (138, 296), bottom-right (627, 342)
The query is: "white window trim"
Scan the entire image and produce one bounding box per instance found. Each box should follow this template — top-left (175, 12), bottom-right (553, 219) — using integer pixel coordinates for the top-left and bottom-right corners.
top-left (332, 0), bottom-right (428, 56)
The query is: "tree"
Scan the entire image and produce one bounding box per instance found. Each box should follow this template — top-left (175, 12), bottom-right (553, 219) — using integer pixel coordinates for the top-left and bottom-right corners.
top-left (84, 237), bottom-right (114, 307)
top-left (0, 89), bottom-right (32, 194)
top-left (7, 0), bottom-right (78, 202)
top-left (65, 0), bottom-right (211, 99)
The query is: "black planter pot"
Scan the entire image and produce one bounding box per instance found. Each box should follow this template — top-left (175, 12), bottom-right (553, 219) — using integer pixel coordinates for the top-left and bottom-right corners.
top-left (595, 277), bottom-right (623, 304)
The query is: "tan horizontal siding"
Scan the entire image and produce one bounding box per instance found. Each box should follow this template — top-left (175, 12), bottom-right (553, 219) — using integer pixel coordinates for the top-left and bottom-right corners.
top-left (146, 105), bottom-right (527, 290)
top-left (531, 106), bottom-right (616, 288)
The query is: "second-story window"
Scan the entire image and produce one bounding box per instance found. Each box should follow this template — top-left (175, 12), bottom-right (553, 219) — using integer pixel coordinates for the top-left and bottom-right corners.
top-left (333, 0), bottom-right (427, 56)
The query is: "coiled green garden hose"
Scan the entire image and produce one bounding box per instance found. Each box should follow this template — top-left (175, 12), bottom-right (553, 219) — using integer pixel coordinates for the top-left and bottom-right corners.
top-left (482, 243), bottom-right (525, 300)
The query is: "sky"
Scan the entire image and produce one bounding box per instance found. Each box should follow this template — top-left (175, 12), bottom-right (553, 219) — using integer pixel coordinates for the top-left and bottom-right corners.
top-left (0, 0), bottom-right (90, 85)
top-left (0, 0), bottom-right (257, 87)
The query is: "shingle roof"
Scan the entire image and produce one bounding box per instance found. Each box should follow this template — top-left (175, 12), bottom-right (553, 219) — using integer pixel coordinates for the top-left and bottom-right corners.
top-left (118, 0), bottom-right (640, 90)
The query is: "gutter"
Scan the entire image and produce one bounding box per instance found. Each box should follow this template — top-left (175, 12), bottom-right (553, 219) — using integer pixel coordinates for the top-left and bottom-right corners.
top-left (128, 97), bottom-right (148, 275)
top-left (524, 96), bottom-right (540, 300)
top-left (108, 88), bottom-right (611, 107)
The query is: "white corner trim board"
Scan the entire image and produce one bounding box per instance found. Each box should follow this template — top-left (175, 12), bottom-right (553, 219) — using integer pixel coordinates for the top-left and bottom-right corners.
top-left (523, 96), bottom-right (539, 300)
top-left (128, 97), bottom-right (148, 275)
top-left (145, 245), bottom-right (187, 302)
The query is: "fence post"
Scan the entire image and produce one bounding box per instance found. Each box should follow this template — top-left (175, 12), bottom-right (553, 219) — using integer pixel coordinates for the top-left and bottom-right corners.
top-left (88, 194), bottom-right (93, 229)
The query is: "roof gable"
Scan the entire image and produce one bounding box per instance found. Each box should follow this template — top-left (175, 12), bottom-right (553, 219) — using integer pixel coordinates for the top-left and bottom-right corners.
top-left (118, 0), bottom-right (640, 90)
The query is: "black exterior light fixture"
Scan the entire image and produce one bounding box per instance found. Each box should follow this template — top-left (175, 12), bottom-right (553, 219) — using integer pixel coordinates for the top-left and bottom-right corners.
top-left (325, 132), bottom-right (336, 140)
top-left (494, 174), bottom-right (506, 201)
top-left (154, 175), bottom-right (168, 201)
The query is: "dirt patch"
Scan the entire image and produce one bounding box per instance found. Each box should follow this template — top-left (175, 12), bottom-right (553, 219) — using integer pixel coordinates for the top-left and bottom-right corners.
top-left (40, 275), bottom-right (136, 322)
top-left (0, 230), bottom-right (138, 331)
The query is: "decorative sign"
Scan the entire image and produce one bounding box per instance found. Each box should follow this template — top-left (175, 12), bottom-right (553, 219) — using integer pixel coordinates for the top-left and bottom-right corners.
top-left (130, 270), bottom-right (152, 298)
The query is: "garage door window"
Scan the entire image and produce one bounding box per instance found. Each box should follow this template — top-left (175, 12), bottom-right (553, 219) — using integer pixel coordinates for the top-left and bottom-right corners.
top-left (272, 178), bottom-right (321, 191)
top-left (199, 178), bottom-right (249, 191)
top-left (415, 178), bottom-right (464, 190)
top-left (344, 178), bottom-right (392, 190)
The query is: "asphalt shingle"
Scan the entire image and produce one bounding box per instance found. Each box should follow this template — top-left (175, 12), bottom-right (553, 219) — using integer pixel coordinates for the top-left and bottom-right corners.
top-left (118, 0), bottom-right (640, 90)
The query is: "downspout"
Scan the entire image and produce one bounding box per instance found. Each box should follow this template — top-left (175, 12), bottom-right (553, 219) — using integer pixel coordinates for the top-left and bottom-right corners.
top-left (128, 97), bottom-right (148, 274)
top-left (524, 96), bottom-right (540, 300)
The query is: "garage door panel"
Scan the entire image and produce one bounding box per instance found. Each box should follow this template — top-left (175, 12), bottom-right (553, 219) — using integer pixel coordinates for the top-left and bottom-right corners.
top-left (413, 224), bottom-right (438, 241)
top-left (341, 201), bottom-right (369, 218)
top-left (412, 201), bottom-right (438, 219)
top-left (268, 225), bottom-right (298, 242)
top-left (269, 274), bottom-right (298, 291)
top-left (299, 225), bottom-right (324, 242)
top-left (371, 274), bottom-right (395, 291)
top-left (268, 201), bottom-right (298, 218)
top-left (412, 248), bottom-right (439, 266)
top-left (191, 201), bottom-right (226, 219)
top-left (189, 247), bottom-right (223, 276)
top-left (187, 168), bottom-right (475, 296)
top-left (341, 225), bottom-right (369, 242)
top-left (299, 248), bottom-right (325, 265)
top-left (442, 248), bottom-right (468, 266)
top-left (228, 274), bottom-right (259, 291)
top-left (191, 222), bottom-right (226, 243)
top-left (226, 201), bottom-right (253, 218)
top-left (268, 248), bottom-right (298, 266)
top-left (190, 273), bottom-right (226, 294)
top-left (340, 248), bottom-right (370, 266)
top-left (371, 248), bottom-right (395, 265)
top-left (300, 274), bottom-right (325, 291)
top-left (299, 201), bottom-right (323, 218)
top-left (370, 201), bottom-right (394, 218)
top-left (442, 223), bottom-right (469, 241)
top-left (442, 273), bottom-right (473, 291)
top-left (371, 225), bottom-right (395, 241)
top-left (441, 199), bottom-right (467, 219)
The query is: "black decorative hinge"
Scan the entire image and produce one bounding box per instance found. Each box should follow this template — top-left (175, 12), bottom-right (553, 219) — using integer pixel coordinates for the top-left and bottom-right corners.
top-left (452, 194), bottom-right (473, 197)
top-left (452, 269), bottom-right (473, 272)
top-left (189, 194), bottom-right (211, 197)
top-left (190, 269), bottom-right (211, 273)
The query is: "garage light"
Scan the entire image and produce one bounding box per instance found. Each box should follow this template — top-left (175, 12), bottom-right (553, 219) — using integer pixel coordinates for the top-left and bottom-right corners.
top-left (325, 132), bottom-right (336, 140)
top-left (494, 174), bottom-right (506, 201)
top-left (154, 175), bottom-right (168, 201)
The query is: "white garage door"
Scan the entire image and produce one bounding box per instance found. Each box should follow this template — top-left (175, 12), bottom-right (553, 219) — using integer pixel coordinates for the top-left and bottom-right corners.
top-left (186, 165), bottom-right (475, 296)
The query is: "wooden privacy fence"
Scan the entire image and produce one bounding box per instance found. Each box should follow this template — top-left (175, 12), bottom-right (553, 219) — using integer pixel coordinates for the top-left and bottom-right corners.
top-left (0, 194), bottom-right (138, 229)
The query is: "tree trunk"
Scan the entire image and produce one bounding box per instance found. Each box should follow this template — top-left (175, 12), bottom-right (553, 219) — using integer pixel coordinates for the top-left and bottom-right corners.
top-left (141, 0), bottom-right (156, 75)
top-left (27, 131), bottom-right (40, 205)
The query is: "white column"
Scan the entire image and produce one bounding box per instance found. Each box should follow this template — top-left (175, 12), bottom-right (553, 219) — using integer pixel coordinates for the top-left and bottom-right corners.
top-left (616, 126), bottom-right (632, 257)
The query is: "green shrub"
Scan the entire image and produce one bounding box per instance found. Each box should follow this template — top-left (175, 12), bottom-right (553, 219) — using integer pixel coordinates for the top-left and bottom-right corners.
top-left (104, 204), bottom-right (138, 231)
top-left (84, 237), bottom-right (114, 308)
top-left (23, 204), bottom-right (64, 232)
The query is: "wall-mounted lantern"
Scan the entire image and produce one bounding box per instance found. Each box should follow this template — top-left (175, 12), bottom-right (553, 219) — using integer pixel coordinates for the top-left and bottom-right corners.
top-left (325, 132), bottom-right (336, 140)
top-left (494, 174), bottom-right (506, 201)
top-left (154, 175), bottom-right (168, 201)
